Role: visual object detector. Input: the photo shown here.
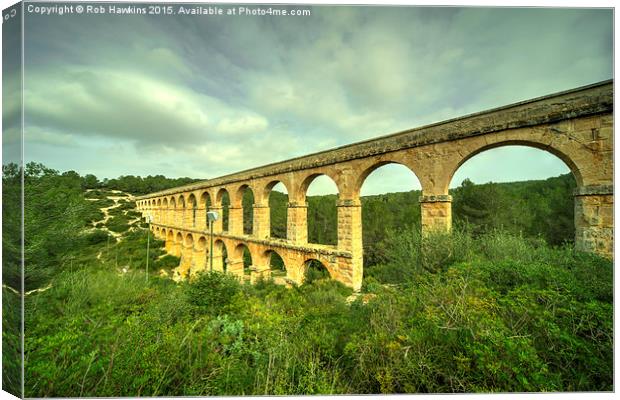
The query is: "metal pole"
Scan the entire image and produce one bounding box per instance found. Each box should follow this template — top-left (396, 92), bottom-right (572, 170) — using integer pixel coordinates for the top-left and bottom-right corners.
top-left (209, 220), bottom-right (214, 272)
top-left (146, 220), bottom-right (151, 282)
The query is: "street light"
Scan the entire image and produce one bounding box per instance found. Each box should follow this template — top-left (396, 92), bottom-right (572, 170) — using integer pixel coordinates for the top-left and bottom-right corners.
top-left (207, 211), bottom-right (219, 272)
top-left (145, 214), bottom-right (153, 282)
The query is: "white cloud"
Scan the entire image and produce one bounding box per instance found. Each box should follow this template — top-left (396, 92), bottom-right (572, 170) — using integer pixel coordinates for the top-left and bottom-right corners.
top-left (24, 67), bottom-right (270, 149)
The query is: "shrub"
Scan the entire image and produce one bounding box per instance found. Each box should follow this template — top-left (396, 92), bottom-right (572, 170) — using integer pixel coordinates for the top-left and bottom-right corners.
top-left (83, 229), bottom-right (110, 245)
top-left (154, 254), bottom-right (180, 270)
top-left (304, 260), bottom-right (331, 284)
top-left (106, 215), bottom-right (131, 233)
top-left (186, 271), bottom-right (242, 315)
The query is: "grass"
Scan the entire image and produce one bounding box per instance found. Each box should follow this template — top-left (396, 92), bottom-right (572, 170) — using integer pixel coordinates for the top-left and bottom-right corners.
top-left (23, 225), bottom-right (613, 396)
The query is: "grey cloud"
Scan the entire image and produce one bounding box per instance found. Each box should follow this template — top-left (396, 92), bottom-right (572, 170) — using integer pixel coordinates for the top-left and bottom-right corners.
top-left (17, 6), bottom-right (613, 191)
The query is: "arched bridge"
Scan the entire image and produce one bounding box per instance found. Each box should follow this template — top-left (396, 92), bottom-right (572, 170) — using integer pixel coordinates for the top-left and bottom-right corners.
top-left (136, 80), bottom-right (613, 290)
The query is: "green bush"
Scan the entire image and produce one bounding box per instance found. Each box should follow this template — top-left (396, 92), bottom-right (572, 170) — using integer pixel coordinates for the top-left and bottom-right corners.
top-left (83, 229), bottom-right (110, 245)
top-left (186, 271), bottom-right (243, 315)
top-left (23, 216), bottom-right (613, 396)
top-left (154, 254), bottom-right (180, 270)
top-left (106, 215), bottom-right (131, 233)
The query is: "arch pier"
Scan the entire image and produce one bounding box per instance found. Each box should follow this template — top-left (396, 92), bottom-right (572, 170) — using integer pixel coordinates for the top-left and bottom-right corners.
top-left (137, 81), bottom-right (613, 290)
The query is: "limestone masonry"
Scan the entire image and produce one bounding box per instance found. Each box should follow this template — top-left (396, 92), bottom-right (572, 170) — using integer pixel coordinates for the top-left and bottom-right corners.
top-left (136, 80), bottom-right (613, 290)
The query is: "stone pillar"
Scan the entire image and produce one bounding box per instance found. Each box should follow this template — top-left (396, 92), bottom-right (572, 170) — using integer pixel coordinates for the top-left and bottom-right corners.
top-left (228, 206), bottom-right (244, 235)
top-left (170, 239), bottom-right (180, 257)
top-left (210, 206), bottom-right (223, 233)
top-left (183, 207), bottom-right (192, 228)
top-left (337, 199), bottom-right (363, 291)
top-left (178, 244), bottom-right (193, 278)
top-left (165, 237), bottom-right (173, 253)
top-left (420, 194), bottom-right (452, 233)
top-left (574, 185), bottom-right (613, 258)
top-left (287, 202), bottom-right (308, 244)
top-left (192, 246), bottom-right (207, 276)
top-left (196, 206), bottom-right (207, 230)
top-left (227, 258), bottom-right (245, 279)
top-left (172, 207), bottom-right (180, 227)
top-left (250, 265), bottom-right (271, 284)
top-left (286, 259), bottom-right (305, 286)
top-left (210, 245), bottom-right (225, 272)
top-left (253, 203), bottom-right (270, 239)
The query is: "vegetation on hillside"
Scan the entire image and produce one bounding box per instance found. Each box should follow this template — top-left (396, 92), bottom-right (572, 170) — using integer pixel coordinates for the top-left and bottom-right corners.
top-left (1, 162), bottom-right (612, 396)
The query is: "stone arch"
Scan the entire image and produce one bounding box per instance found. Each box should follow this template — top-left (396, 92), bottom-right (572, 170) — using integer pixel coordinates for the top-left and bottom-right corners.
top-left (295, 172), bottom-right (342, 203)
top-left (199, 190), bottom-right (213, 230)
top-left (215, 188), bottom-right (231, 232)
top-left (262, 179), bottom-right (292, 203)
top-left (302, 173), bottom-right (340, 246)
top-left (302, 258), bottom-right (334, 282)
top-left (443, 139), bottom-right (584, 195)
top-left (356, 161), bottom-right (424, 267)
top-left (264, 249), bottom-right (287, 276)
top-left (200, 190), bottom-right (212, 209)
top-left (233, 242), bottom-right (253, 276)
top-left (213, 239), bottom-right (229, 272)
top-left (232, 183), bottom-right (254, 207)
top-left (232, 184), bottom-right (255, 235)
top-left (165, 229), bottom-right (174, 253)
top-left (184, 232), bottom-right (194, 247)
top-left (178, 195), bottom-right (187, 228)
top-left (169, 197), bottom-right (177, 226)
top-left (187, 193), bottom-right (197, 207)
top-left (172, 231), bottom-right (182, 257)
top-left (215, 187), bottom-right (229, 204)
top-left (264, 180), bottom-right (289, 239)
top-left (354, 160), bottom-right (423, 198)
top-left (448, 143), bottom-right (579, 246)
top-left (187, 193), bottom-right (197, 228)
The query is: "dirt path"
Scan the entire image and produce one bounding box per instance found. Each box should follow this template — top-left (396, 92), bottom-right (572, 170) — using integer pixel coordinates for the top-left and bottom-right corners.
top-left (87, 192), bottom-right (138, 241)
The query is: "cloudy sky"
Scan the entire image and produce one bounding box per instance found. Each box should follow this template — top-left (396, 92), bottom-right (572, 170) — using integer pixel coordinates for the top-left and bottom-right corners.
top-left (3, 3), bottom-right (613, 195)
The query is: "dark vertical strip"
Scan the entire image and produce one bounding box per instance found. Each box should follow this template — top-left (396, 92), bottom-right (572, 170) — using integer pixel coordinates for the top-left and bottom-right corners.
top-left (2, 1), bottom-right (24, 397)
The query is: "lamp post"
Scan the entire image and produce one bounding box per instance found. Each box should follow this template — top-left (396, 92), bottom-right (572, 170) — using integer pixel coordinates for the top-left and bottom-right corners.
top-left (207, 211), bottom-right (219, 272)
top-left (146, 214), bottom-right (153, 282)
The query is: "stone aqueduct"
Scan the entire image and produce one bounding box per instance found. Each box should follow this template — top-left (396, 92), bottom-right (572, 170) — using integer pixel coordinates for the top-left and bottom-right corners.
top-left (136, 81), bottom-right (613, 291)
